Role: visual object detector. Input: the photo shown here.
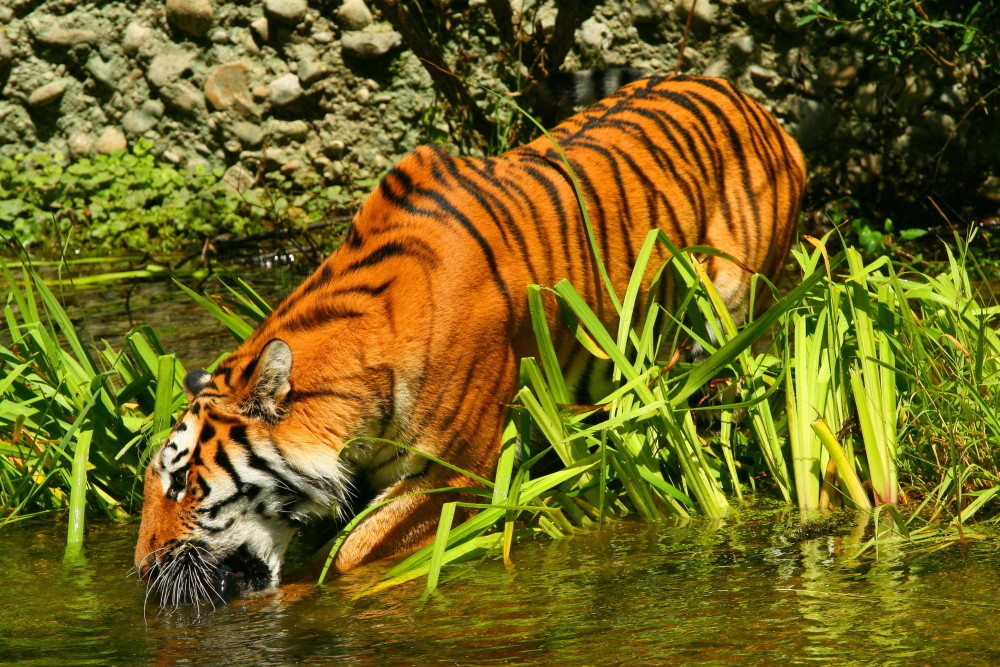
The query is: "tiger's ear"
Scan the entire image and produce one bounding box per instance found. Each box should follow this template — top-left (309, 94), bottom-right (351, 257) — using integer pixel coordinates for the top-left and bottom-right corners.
top-left (183, 369), bottom-right (211, 400)
top-left (243, 339), bottom-right (293, 422)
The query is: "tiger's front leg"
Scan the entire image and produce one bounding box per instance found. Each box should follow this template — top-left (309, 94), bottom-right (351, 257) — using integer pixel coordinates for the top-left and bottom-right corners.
top-left (327, 464), bottom-right (483, 573)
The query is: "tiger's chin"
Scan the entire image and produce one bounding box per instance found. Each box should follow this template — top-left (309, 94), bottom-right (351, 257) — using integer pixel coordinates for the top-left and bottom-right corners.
top-left (140, 540), bottom-right (284, 610)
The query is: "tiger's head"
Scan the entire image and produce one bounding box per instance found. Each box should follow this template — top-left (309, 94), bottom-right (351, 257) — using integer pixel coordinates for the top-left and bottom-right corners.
top-left (135, 339), bottom-right (349, 608)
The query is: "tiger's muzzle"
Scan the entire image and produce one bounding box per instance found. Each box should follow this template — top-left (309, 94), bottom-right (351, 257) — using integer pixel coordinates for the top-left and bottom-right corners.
top-left (140, 541), bottom-right (273, 608)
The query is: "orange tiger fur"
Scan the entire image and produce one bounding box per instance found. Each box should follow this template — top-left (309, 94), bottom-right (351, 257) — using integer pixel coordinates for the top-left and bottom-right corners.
top-left (135, 75), bottom-right (805, 605)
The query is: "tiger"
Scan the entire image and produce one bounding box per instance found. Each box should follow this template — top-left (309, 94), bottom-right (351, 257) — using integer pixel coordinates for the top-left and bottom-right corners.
top-left (135, 74), bottom-right (806, 606)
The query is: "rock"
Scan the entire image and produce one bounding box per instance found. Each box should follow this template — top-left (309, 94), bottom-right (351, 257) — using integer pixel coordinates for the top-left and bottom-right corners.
top-left (35, 25), bottom-right (99, 47)
top-left (749, 0), bottom-right (780, 16)
top-left (630, 0), bottom-right (663, 23)
top-left (165, 0), bottom-right (216, 38)
top-left (122, 108), bottom-right (159, 135)
top-left (921, 110), bottom-right (956, 142)
top-left (232, 121), bottom-right (265, 148)
top-left (897, 75), bottom-right (935, 114)
top-left (672, 0), bottom-right (717, 27)
top-left (340, 30), bottom-right (402, 58)
top-left (854, 81), bottom-right (879, 118)
top-left (161, 82), bottom-right (205, 113)
top-left (147, 48), bottom-right (196, 88)
top-left (268, 73), bottom-right (303, 106)
top-left (788, 97), bottom-right (829, 150)
top-left (265, 0), bottom-right (308, 26)
top-left (747, 64), bottom-right (777, 85)
top-left (978, 176), bottom-right (1000, 202)
top-left (729, 34), bottom-right (754, 59)
top-left (96, 127), bottom-right (127, 153)
top-left (68, 132), bottom-right (94, 156)
top-left (0, 32), bottom-right (12, 70)
top-left (204, 62), bottom-right (253, 111)
top-left (223, 163), bottom-right (256, 193)
top-left (335, 0), bottom-right (373, 30)
top-left (122, 23), bottom-right (150, 56)
top-left (702, 58), bottom-right (731, 79)
top-left (269, 119), bottom-right (309, 140)
top-left (313, 31), bottom-right (335, 44)
top-left (774, 5), bottom-right (799, 33)
top-left (143, 99), bottom-right (165, 120)
top-left (578, 17), bottom-right (611, 51)
top-left (356, 86), bottom-right (370, 104)
top-left (28, 80), bottom-right (67, 107)
top-left (297, 58), bottom-right (331, 86)
top-left (85, 55), bottom-right (116, 88)
top-left (250, 17), bottom-right (270, 42)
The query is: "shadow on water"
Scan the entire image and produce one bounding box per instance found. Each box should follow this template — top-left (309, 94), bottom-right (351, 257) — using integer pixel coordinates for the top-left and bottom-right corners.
top-left (2, 513), bottom-right (1000, 666)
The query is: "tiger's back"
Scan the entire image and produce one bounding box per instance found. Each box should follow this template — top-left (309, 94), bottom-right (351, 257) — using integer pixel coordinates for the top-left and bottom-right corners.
top-left (135, 75), bottom-right (804, 605)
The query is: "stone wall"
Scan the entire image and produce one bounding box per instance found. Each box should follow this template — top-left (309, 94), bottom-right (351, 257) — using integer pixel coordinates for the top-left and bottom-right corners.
top-left (0, 0), bottom-right (996, 226)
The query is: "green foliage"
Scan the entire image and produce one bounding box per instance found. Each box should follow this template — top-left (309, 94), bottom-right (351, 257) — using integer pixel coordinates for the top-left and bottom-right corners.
top-left (0, 139), bottom-right (363, 255)
top-left (0, 262), bottom-right (188, 532)
top-left (800, 0), bottom-right (1000, 73)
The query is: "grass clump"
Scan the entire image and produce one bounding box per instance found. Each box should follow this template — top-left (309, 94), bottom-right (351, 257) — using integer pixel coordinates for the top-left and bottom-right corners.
top-left (0, 262), bottom-right (190, 556)
top-left (0, 139), bottom-right (363, 256)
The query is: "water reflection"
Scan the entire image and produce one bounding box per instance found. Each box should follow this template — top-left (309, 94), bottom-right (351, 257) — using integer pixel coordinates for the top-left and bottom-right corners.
top-left (2, 514), bottom-right (999, 666)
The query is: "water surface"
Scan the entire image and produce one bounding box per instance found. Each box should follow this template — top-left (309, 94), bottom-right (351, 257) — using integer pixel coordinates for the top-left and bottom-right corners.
top-left (2, 515), bottom-right (998, 666)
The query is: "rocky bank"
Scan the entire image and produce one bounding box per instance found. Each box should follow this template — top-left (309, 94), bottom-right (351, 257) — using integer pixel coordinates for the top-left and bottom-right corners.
top-left (0, 0), bottom-right (996, 226)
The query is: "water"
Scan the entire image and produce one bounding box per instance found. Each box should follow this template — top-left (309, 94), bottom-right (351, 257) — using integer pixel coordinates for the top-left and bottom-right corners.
top-left (2, 514), bottom-right (999, 666)
top-left (24, 256), bottom-right (309, 369)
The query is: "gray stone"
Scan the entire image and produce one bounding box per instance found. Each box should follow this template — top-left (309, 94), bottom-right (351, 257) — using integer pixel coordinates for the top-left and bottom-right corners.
top-left (0, 32), bottom-right (12, 70)
top-left (313, 31), bottom-right (335, 44)
top-left (854, 81), bottom-right (879, 118)
top-left (578, 17), bottom-right (611, 51)
top-left (672, 0), bottom-right (717, 27)
top-left (28, 80), bottom-right (67, 107)
top-left (265, 0), bottom-right (309, 26)
top-left (747, 64), bottom-right (777, 84)
top-left (161, 82), bottom-right (205, 113)
top-left (143, 99), bottom-right (165, 119)
top-left (775, 5), bottom-right (799, 33)
top-left (123, 108), bottom-right (159, 135)
top-left (165, 0), bottom-right (216, 37)
top-left (35, 25), bottom-right (98, 47)
top-left (250, 18), bottom-right (270, 42)
top-left (122, 23), bottom-right (150, 56)
top-left (232, 121), bottom-right (265, 147)
top-left (297, 58), bottom-right (331, 86)
top-left (223, 163), bottom-right (256, 193)
top-left (269, 119), bottom-right (309, 140)
top-left (702, 58), bottom-right (731, 79)
top-left (340, 30), bottom-right (402, 58)
top-left (85, 55), bottom-right (116, 88)
top-left (630, 0), bottom-right (664, 23)
top-left (978, 176), bottom-right (1000, 202)
top-left (749, 0), bottom-right (780, 16)
top-left (729, 34), bottom-right (755, 58)
top-left (788, 97), bottom-right (829, 150)
top-left (897, 75), bottom-right (935, 114)
top-left (96, 127), bottom-right (127, 153)
top-left (335, 0), bottom-right (373, 30)
top-left (268, 73), bottom-right (303, 106)
top-left (68, 132), bottom-right (94, 156)
top-left (204, 62), bottom-right (253, 111)
top-left (921, 110), bottom-right (956, 142)
top-left (147, 49), bottom-right (196, 88)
